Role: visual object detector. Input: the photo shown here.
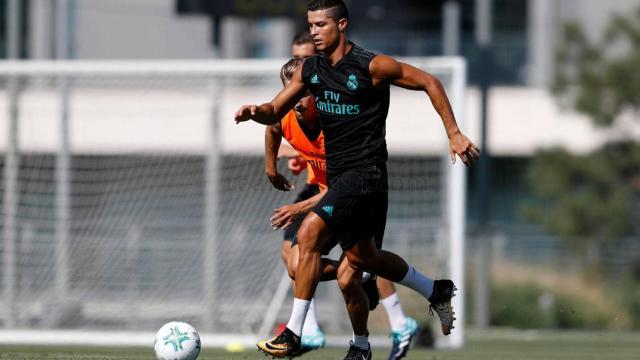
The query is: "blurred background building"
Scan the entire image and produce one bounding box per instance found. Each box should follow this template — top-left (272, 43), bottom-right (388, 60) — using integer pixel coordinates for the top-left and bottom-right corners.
top-left (0, 0), bottom-right (635, 86)
top-left (0, 0), bottom-right (639, 337)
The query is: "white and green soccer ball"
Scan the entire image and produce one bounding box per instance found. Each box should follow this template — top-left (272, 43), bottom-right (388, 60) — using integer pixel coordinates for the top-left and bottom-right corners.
top-left (154, 321), bottom-right (201, 360)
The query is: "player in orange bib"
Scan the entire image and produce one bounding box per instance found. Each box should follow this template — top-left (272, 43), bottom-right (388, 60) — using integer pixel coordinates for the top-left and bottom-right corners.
top-left (264, 56), bottom-right (336, 353)
top-left (263, 34), bottom-right (332, 353)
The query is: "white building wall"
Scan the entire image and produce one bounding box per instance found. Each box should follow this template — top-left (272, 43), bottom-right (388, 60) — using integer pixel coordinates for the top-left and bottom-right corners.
top-left (526, 0), bottom-right (554, 87)
top-left (29, 0), bottom-right (55, 60)
top-left (28, 0), bottom-right (294, 60)
top-left (1, 85), bottom-right (638, 156)
top-left (74, 0), bottom-right (214, 59)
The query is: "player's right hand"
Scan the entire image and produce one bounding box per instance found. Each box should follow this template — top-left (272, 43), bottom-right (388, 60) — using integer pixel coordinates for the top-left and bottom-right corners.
top-left (449, 132), bottom-right (480, 166)
top-left (266, 171), bottom-right (294, 191)
top-left (234, 105), bottom-right (258, 124)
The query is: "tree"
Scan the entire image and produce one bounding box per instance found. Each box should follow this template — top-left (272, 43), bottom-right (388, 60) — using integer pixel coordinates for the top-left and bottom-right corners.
top-left (525, 142), bottom-right (640, 252)
top-left (553, 8), bottom-right (640, 126)
top-left (526, 8), bottom-right (640, 263)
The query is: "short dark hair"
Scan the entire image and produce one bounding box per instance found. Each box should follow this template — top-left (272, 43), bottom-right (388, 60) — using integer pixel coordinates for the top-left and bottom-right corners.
top-left (308, 0), bottom-right (349, 21)
top-left (280, 57), bottom-right (304, 85)
top-left (292, 31), bottom-right (314, 46)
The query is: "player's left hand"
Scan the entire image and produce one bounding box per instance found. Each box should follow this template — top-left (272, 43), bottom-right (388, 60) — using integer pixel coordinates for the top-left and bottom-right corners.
top-left (270, 204), bottom-right (303, 230)
top-left (234, 105), bottom-right (258, 124)
top-left (449, 132), bottom-right (480, 166)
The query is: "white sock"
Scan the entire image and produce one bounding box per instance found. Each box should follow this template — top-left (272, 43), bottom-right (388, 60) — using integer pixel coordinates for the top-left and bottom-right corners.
top-left (352, 333), bottom-right (369, 350)
top-left (301, 298), bottom-right (320, 336)
top-left (381, 292), bottom-right (407, 332)
top-left (287, 298), bottom-right (310, 337)
top-left (362, 272), bottom-right (371, 282)
top-left (398, 266), bottom-right (434, 300)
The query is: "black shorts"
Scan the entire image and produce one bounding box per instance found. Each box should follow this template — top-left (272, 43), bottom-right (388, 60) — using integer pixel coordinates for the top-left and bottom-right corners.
top-left (284, 184), bottom-right (321, 242)
top-left (310, 164), bottom-right (388, 251)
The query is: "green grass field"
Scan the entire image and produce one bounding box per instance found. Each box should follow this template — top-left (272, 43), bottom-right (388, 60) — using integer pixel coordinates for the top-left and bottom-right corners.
top-left (1, 330), bottom-right (638, 359)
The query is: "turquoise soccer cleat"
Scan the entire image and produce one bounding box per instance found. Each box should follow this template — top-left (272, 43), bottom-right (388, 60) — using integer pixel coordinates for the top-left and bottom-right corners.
top-left (388, 316), bottom-right (419, 360)
top-left (301, 328), bottom-right (326, 351)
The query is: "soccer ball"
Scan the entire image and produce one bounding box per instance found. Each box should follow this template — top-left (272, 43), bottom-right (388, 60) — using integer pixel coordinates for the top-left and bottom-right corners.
top-left (154, 321), bottom-right (201, 360)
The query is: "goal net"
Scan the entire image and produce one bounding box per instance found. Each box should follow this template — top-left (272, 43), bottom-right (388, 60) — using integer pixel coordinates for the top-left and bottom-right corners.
top-left (0, 58), bottom-right (466, 348)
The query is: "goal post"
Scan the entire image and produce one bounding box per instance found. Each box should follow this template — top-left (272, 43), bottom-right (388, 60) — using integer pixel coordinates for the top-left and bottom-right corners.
top-left (0, 58), bottom-right (466, 349)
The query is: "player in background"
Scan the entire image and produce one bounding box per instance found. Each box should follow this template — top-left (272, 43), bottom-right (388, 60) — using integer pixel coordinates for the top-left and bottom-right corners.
top-left (265, 35), bottom-right (331, 351)
top-left (269, 31), bottom-right (320, 183)
top-left (270, 55), bottom-right (419, 360)
top-left (236, 0), bottom-right (479, 356)
top-left (292, 31), bottom-right (317, 59)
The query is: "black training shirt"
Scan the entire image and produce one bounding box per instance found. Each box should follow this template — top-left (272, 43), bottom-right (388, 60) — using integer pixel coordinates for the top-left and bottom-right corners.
top-left (302, 42), bottom-right (390, 178)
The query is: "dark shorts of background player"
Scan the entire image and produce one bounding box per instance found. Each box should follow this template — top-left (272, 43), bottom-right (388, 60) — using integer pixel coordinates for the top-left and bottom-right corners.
top-left (310, 163), bottom-right (388, 251)
top-left (284, 183), bottom-right (320, 242)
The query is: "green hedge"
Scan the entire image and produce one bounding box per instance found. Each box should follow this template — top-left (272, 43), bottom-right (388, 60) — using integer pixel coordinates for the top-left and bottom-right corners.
top-left (490, 283), bottom-right (610, 329)
top-left (617, 279), bottom-right (640, 330)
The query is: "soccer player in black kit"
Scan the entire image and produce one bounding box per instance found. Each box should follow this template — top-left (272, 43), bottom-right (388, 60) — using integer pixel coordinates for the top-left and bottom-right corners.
top-left (235, 1), bottom-right (480, 359)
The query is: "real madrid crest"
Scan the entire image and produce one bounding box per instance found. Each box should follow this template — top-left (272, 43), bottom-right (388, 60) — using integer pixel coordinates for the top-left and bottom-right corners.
top-left (346, 74), bottom-right (358, 91)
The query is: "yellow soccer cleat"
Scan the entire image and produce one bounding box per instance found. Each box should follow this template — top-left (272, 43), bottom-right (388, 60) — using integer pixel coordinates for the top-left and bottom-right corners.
top-left (256, 327), bottom-right (302, 358)
top-left (428, 279), bottom-right (457, 335)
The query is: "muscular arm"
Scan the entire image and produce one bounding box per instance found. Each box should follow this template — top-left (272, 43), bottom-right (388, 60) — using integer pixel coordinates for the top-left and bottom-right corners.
top-left (293, 189), bottom-right (326, 214)
top-left (270, 189), bottom-right (327, 230)
top-left (265, 123), bottom-right (282, 176)
top-left (264, 123), bottom-right (294, 191)
top-left (235, 64), bottom-right (307, 125)
top-left (370, 55), bottom-right (480, 165)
